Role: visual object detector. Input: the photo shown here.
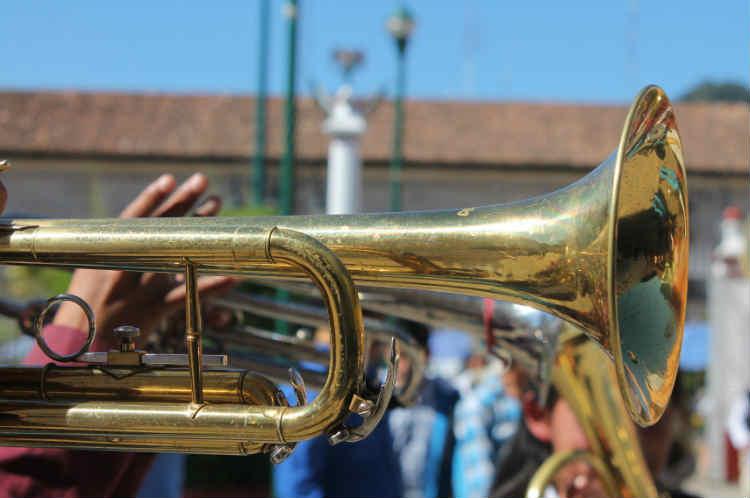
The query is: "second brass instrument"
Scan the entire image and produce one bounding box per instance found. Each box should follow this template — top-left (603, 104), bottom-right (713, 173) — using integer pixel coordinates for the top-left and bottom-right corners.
top-left (209, 291), bottom-right (428, 405)
top-left (526, 330), bottom-right (662, 498)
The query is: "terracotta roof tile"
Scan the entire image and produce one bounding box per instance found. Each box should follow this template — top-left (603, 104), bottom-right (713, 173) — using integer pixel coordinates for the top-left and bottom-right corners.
top-left (0, 90), bottom-right (746, 174)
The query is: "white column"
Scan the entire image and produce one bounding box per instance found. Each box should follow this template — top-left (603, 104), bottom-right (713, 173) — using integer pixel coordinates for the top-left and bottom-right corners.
top-left (323, 86), bottom-right (366, 215)
top-left (707, 276), bottom-right (750, 480)
top-left (706, 208), bottom-right (750, 481)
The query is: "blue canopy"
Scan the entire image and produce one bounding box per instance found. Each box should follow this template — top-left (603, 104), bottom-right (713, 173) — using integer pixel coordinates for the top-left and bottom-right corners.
top-left (680, 321), bottom-right (709, 371)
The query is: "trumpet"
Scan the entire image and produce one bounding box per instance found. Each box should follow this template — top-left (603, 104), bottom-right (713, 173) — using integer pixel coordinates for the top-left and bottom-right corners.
top-left (245, 281), bottom-right (558, 401)
top-left (0, 84), bottom-right (687, 455)
top-left (353, 292), bottom-right (660, 497)
top-left (0, 229), bottom-right (395, 460)
top-left (208, 291), bottom-right (427, 406)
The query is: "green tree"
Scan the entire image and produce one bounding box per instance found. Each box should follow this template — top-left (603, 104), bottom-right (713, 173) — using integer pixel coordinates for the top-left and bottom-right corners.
top-left (680, 81), bottom-right (750, 103)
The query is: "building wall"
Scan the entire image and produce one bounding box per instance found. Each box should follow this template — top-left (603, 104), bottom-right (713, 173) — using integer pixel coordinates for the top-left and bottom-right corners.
top-left (3, 157), bottom-right (747, 284)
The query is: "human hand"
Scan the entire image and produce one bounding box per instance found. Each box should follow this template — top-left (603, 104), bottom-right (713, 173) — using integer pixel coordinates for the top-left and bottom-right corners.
top-left (52, 173), bottom-right (235, 350)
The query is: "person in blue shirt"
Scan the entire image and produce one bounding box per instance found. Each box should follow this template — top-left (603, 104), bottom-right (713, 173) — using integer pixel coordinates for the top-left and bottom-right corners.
top-left (273, 326), bottom-right (404, 498)
top-left (275, 320), bottom-right (460, 498)
top-left (274, 409), bottom-right (403, 498)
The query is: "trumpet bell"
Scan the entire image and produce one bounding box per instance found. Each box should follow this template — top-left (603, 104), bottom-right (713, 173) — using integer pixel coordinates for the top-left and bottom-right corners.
top-left (606, 85), bottom-right (688, 425)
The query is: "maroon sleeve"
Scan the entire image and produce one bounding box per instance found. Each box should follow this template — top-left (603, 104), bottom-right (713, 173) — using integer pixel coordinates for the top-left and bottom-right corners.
top-left (22, 324), bottom-right (108, 366)
top-left (0, 325), bottom-right (155, 498)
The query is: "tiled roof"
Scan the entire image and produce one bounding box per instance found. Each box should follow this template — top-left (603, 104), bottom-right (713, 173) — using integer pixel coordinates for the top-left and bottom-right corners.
top-left (0, 90), bottom-right (746, 174)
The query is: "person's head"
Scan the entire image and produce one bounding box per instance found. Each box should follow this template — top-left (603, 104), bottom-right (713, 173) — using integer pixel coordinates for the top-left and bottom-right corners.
top-left (501, 363), bottom-right (530, 400)
top-left (522, 388), bottom-right (608, 498)
top-left (313, 325), bottom-right (331, 346)
top-left (394, 319), bottom-right (429, 388)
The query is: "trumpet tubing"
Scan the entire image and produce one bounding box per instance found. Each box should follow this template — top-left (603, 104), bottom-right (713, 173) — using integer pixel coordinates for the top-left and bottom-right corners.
top-left (210, 291), bottom-right (428, 406)
top-left (0, 366), bottom-right (286, 405)
top-left (0, 435), bottom-right (266, 455)
top-left (0, 85), bottom-right (688, 425)
top-left (0, 228), bottom-right (382, 457)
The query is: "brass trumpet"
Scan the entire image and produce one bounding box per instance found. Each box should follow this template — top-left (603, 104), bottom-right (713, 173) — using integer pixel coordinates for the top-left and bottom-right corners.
top-left (246, 280), bottom-right (558, 402)
top-left (208, 291), bottom-right (427, 406)
top-left (0, 84), bottom-right (687, 457)
top-left (0, 229), bottom-right (395, 459)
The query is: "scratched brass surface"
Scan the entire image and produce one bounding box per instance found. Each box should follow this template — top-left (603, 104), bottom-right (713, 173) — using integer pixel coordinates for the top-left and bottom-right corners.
top-left (0, 366), bottom-right (285, 405)
top-left (0, 434), bottom-right (266, 455)
top-left (0, 85), bottom-right (687, 426)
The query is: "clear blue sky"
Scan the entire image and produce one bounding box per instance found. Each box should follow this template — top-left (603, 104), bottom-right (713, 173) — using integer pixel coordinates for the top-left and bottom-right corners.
top-left (2, 0), bottom-right (747, 103)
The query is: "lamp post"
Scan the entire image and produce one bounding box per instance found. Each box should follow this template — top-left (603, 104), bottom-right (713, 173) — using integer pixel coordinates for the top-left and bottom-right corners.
top-left (333, 49), bottom-right (364, 84)
top-left (252, 0), bottom-right (270, 206)
top-left (277, 0), bottom-right (299, 334)
top-left (386, 6), bottom-right (414, 212)
top-left (280, 0), bottom-right (299, 216)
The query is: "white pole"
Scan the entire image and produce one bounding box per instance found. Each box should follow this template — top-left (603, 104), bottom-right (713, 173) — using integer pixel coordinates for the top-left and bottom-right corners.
top-left (706, 208), bottom-right (750, 481)
top-left (323, 86), bottom-right (366, 215)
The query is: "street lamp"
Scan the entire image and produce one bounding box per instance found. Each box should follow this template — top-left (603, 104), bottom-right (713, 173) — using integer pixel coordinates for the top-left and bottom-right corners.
top-left (386, 6), bottom-right (415, 212)
top-left (252, 0), bottom-right (270, 207)
top-left (280, 0), bottom-right (299, 217)
top-left (277, 0), bottom-right (299, 335)
top-left (333, 49), bottom-right (364, 83)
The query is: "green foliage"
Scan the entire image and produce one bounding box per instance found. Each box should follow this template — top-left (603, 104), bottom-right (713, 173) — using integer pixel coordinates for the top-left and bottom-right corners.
top-left (221, 205), bottom-right (278, 217)
top-left (0, 267), bottom-right (71, 345)
top-left (680, 81), bottom-right (750, 103)
top-left (0, 317), bottom-right (20, 344)
top-left (3, 267), bottom-right (71, 298)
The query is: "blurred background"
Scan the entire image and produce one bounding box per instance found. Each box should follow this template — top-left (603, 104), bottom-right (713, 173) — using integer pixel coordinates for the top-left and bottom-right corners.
top-left (0, 1), bottom-right (748, 496)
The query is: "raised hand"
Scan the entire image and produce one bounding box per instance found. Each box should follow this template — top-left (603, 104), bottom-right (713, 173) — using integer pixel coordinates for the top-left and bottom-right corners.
top-left (52, 173), bottom-right (234, 351)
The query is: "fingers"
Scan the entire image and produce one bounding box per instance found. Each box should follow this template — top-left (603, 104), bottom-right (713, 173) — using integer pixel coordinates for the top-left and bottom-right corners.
top-left (204, 306), bottom-right (235, 330)
top-left (120, 174), bottom-right (176, 219)
top-left (194, 195), bottom-right (222, 217)
top-left (152, 173), bottom-right (209, 218)
top-left (194, 275), bottom-right (239, 296)
top-left (162, 276), bottom-right (238, 316)
top-left (120, 173), bottom-right (211, 289)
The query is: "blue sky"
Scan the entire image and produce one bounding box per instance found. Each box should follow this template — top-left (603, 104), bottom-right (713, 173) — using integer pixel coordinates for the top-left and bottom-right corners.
top-left (2, 1), bottom-right (747, 103)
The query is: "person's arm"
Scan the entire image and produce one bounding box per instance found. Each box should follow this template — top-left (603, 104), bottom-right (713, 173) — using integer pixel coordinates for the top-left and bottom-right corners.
top-left (0, 173), bottom-right (231, 498)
